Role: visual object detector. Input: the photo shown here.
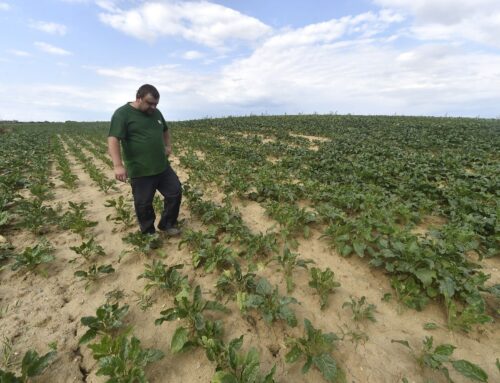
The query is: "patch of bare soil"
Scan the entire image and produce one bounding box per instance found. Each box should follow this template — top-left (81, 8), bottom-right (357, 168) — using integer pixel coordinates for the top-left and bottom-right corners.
top-left (411, 215), bottom-right (448, 237)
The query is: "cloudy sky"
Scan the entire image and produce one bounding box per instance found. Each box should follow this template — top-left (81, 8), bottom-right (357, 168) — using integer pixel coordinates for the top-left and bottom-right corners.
top-left (1, 0), bottom-right (500, 121)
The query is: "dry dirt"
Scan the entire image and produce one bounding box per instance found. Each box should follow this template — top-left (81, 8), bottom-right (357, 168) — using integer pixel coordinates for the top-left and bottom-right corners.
top-left (0, 145), bottom-right (498, 383)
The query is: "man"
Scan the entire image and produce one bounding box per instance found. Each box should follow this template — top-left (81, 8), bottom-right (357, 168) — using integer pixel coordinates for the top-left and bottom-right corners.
top-left (108, 84), bottom-right (182, 236)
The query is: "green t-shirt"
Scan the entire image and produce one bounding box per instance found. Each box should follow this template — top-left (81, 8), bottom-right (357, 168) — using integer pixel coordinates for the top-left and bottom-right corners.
top-left (108, 103), bottom-right (169, 178)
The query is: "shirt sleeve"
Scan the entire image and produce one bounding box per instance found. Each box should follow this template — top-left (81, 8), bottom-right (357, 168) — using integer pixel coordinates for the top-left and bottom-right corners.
top-left (108, 109), bottom-right (127, 139)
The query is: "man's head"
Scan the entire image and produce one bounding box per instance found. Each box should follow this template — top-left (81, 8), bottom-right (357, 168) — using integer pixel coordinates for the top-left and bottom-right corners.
top-left (135, 84), bottom-right (160, 115)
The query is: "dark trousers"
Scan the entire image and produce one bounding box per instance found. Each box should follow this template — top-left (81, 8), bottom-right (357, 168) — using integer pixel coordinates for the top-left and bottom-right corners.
top-left (130, 166), bottom-right (182, 234)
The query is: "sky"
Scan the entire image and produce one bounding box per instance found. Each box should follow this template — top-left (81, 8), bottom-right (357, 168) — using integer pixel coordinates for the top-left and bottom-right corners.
top-left (1, 0), bottom-right (500, 121)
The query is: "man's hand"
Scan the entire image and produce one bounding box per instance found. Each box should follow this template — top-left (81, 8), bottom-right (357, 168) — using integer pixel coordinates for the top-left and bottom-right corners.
top-left (114, 164), bottom-right (127, 182)
top-left (165, 145), bottom-right (173, 157)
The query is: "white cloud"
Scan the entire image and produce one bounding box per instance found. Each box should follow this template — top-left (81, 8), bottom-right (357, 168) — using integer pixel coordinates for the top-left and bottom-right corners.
top-left (98, 1), bottom-right (272, 49)
top-left (182, 50), bottom-right (204, 60)
top-left (35, 41), bottom-right (72, 55)
top-left (0, 83), bottom-right (116, 121)
top-left (30, 21), bottom-right (67, 35)
top-left (87, 11), bottom-right (500, 118)
top-left (8, 49), bottom-right (31, 57)
top-left (0, 2), bottom-right (10, 11)
top-left (373, 0), bottom-right (500, 47)
top-left (94, 64), bottom-right (205, 94)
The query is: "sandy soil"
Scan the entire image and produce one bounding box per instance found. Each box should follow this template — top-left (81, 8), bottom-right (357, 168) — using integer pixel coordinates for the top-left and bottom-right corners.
top-left (0, 143), bottom-right (498, 383)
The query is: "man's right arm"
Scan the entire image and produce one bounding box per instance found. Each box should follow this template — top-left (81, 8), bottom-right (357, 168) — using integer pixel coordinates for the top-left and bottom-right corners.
top-left (107, 136), bottom-right (127, 182)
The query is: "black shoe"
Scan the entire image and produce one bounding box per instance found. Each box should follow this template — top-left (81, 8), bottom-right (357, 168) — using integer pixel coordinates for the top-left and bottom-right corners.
top-left (164, 227), bottom-right (182, 236)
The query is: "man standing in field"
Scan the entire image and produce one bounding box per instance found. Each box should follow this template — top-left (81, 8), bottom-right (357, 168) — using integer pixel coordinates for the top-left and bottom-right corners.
top-left (107, 84), bottom-right (182, 236)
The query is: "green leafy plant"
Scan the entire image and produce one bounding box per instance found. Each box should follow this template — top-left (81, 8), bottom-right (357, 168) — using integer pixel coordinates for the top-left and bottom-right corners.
top-left (271, 247), bottom-right (314, 293)
top-left (59, 201), bottom-right (98, 238)
top-left (342, 296), bottom-right (376, 323)
top-left (238, 278), bottom-right (298, 327)
top-left (210, 336), bottom-right (276, 383)
top-left (308, 267), bottom-right (341, 310)
top-left (239, 232), bottom-right (279, 260)
top-left (88, 333), bottom-right (164, 382)
top-left (122, 232), bottom-right (161, 254)
top-left (155, 285), bottom-right (229, 354)
top-left (0, 348), bottom-right (56, 383)
top-left (11, 240), bottom-right (54, 273)
top-left (74, 263), bottom-right (115, 290)
top-left (105, 195), bottom-right (135, 228)
top-left (215, 261), bottom-right (257, 300)
top-left (445, 299), bottom-right (492, 333)
top-left (286, 319), bottom-right (344, 382)
top-left (265, 202), bottom-right (317, 236)
top-left (79, 302), bottom-right (130, 344)
top-left (0, 242), bottom-right (14, 265)
top-left (15, 198), bottom-right (58, 234)
top-left (0, 210), bottom-right (10, 227)
top-left (192, 243), bottom-right (236, 273)
top-left (69, 237), bottom-right (105, 262)
top-left (178, 227), bottom-right (217, 251)
top-left (137, 260), bottom-right (189, 294)
top-left (392, 336), bottom-right (488, 382)
top-left (29, 183), bottom-right (54, 201)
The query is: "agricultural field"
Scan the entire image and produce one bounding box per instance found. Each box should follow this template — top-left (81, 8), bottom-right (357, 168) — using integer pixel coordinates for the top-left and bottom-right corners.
top-left (0, 115), bottom-right (499, 383)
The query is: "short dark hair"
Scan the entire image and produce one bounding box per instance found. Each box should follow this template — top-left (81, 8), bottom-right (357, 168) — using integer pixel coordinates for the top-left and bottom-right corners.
top-left (136, 84), bottom-right (159, 100)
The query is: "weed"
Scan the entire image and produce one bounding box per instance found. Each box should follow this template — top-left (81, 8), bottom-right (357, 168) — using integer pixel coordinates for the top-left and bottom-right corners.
top-left (308, 267), bottom-right (341, 310)
top-left (342, 296), bottom-right (376, 323)
top-left (271, 247), bottom-right (314, 293)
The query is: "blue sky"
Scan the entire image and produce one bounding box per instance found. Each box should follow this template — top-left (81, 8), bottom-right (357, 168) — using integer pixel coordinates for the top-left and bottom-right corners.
top-left (1, 0), bottom-right (500, 121)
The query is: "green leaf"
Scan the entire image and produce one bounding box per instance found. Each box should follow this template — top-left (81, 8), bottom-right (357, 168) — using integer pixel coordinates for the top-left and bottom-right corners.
top-left (423, 322), bottom-right (438, 330)
top-left (171, 327), bottom-right (189, 354)
top-left (340, 244), bottom-right (352, 257)
top-left (211, 371), bottom-right (238, 383)
top-left (256, 278), bottom-right (273, 296)
top-left (143, 349), bottom-right (165, 364)
top-left (434, 344), bottom-right (455, 358)
top-left (21, 350), bottom-right (57, 378)
top-left (313, 353), bottom-right (338, 382)
top-left (285, 345), bottom-right (303, 364)
top-left (0, 370), bottom-right (22, 383)
top-left (302, 357), bottom-right (313, 374)
top-left (353, 241), bottom-right (366, 257)
top-left (263, 365), bottom-right (276, 383)
top-left (451, 360), bottom-right (488, 382)
top-left (414, 268), bottom-right (436, 287)
top-left (79, 329), bottom-right (97, 345)
top-left (439, 278), bottom-right (456, 299)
